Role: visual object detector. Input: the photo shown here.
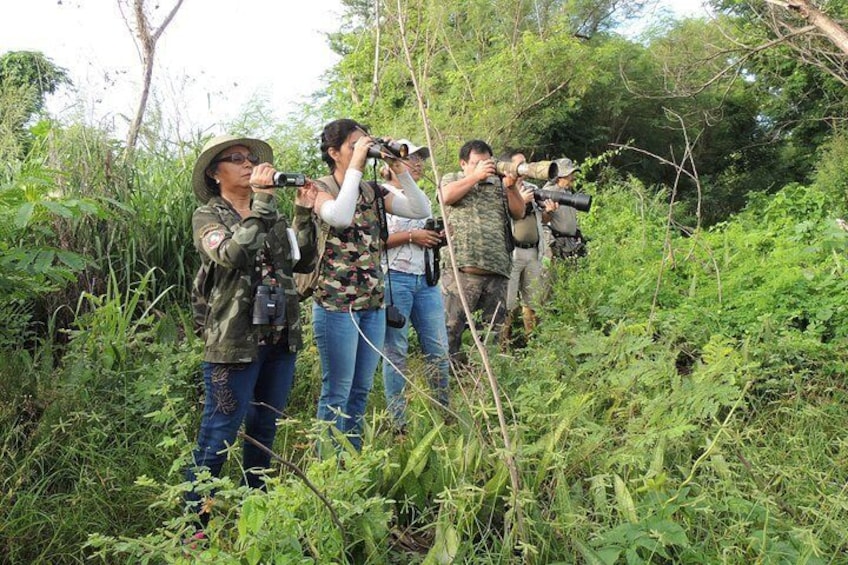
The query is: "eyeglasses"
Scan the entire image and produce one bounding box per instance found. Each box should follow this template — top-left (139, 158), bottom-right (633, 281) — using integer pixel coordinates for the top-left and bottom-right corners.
top-left (214, 153), bottom-right (260, 166)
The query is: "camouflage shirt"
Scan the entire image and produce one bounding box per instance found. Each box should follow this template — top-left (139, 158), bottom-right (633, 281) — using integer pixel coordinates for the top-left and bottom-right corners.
top-left (440, 172), bottom-right (512, 277)
top-left (314, 179), bottom-right (385, 311)
top-left (191, 192), bottom-right (317, 363)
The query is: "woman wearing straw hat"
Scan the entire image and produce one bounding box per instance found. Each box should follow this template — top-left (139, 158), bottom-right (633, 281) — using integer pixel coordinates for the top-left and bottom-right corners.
top-left (311, 119), bottom-right (430, 453)
top-left (185, 134), bottom-right (317, 522)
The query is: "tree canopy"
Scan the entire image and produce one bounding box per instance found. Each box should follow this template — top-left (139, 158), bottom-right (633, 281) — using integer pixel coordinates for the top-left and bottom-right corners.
top-left (315, 0), bottom-right (848, 225)
top-left (0, 51), bottom-right (68, 161)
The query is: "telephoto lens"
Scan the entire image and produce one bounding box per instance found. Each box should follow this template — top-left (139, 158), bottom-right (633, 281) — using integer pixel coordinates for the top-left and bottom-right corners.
top-left (495, 160), bottom-right (558, 180)
top-left (533, 189), bottom-right (592, 212)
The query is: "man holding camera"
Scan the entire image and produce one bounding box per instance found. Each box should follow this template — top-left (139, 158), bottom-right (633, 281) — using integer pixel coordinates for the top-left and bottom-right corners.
top-left (501, 151), bottom-right (555, 347)
top-left (543, 158), bottom-right (587, 261)
top-left (439, 140), bottom-right (531, 362)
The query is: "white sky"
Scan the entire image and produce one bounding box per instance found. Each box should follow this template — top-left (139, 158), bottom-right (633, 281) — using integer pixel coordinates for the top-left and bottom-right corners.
top-left (0, 0), bottom-right (343, 138)
top-left (0, 0), bottom-right (707, 139)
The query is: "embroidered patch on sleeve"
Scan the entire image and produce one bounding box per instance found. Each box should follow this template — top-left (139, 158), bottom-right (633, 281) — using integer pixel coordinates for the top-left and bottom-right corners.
top-left (204, 229), bottom-right (225, 250)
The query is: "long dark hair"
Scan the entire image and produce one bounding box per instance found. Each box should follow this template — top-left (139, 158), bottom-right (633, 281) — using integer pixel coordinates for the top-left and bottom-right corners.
top-left (320, 118), bottom-right (370, 173)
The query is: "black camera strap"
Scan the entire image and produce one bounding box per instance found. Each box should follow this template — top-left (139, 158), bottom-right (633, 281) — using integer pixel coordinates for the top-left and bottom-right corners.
top-left (368, 177), bottom-right (405, 327)
top-left (424, 246), bottom-right (440, 286)
top-left (372, 180), bottom-right (390, 243)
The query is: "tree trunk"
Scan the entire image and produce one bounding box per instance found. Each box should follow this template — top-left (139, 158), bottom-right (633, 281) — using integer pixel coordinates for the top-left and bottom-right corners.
top-left (768, 0), bottom-right (848, 56)
top-left (369, 0), bottom-right (381, 105)
top-left (122, 0), bottom-right (185, 158)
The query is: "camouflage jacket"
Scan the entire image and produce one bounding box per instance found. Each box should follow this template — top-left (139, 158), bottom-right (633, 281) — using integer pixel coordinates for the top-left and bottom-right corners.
top-left (440, 172), bottom-right (512, 277)
top-left (191, 192), bottom-right (317, 363)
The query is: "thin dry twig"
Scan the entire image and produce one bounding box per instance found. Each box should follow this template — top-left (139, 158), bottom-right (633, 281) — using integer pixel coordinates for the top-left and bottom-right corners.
top-left (611, 110), bottom-right (727, 321)
top-left (238, 432), bottom-right (348, 558)
top-left (391, 0), bottom-right (527, 549)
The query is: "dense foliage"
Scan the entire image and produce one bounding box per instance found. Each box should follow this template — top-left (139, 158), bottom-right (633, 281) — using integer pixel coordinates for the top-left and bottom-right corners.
top-left (2, 1), bottom-right (848, 563)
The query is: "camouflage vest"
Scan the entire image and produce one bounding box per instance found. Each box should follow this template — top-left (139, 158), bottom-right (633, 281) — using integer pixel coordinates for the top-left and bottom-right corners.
top-left (440, 172), bottom-right (512, 277)
top-left (313, 175), bottom-right (385, 311)
top-left (191, 193), bottom-right (308, 363)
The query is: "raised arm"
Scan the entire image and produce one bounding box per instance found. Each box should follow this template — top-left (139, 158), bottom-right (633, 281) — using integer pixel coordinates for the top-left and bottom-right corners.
top-left (315, 134), bottom-right (374, 227)
top-left (385, 168), bottom-right (431, 219)
top-left (440, 159), bottom-right (496, 206)
top-left (193, 193), bottom-right (277, 270)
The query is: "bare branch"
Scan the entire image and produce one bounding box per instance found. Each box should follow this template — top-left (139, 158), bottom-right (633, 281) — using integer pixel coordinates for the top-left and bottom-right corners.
top-left (370, 0), bottom-right (381, 105)
top-left (239, 432), bottom-right (348, 556)
top-left (766, 0), bottom-right (848, 56)
top-left (121, 0), bottom-right (185, 157)
top-left (151, 0), bottom-right (185, 42)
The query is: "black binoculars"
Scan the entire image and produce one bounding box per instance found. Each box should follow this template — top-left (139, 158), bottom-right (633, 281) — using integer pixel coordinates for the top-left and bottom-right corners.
top-left (423, 217), bottom-right (447, 247)
top-left (272, 172), bottom-right (307, 188)
top-left (367, 138), bottom-right (409, 160)
top-left (252, 285), bottom-right (287, 326)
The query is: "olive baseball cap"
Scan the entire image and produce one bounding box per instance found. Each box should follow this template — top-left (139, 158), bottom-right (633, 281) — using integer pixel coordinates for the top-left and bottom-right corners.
top-left (554, 158), bottom-right (579, 177)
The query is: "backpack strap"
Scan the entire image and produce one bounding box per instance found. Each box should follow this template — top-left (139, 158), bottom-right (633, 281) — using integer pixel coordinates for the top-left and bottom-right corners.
top-left (293, 175), bottom-right (337, 300)
top-left (312, 174), bottom-right (339, 258)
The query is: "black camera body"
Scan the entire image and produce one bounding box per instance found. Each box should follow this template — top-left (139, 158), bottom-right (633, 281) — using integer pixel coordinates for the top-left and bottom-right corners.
top-left (252, 285), bottom-right (287, 326)
top-left (534, 188), bottom-right (592, 212)
top-left (367, 138), bottom-right (409, 160)
top-left (272, 172), bottom-right (307, 188)
top-left (423, 217), bottom-right (447, 247)
top-left (386, 304), bottom-right (406, 328)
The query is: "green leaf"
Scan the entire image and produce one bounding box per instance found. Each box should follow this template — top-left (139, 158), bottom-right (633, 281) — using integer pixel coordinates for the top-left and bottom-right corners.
top-left (390, 423), bottom-right (442, 493)
top-left (40, 200), bottom-right (74, 218)
top-left (613, 474), bottom-right (638, 523)
top-left (574, 539), bottom-right (617, 565)
top-left (14, 202), bottom-right (34, 228)
top-left (424, 522), bottom-right (459, 565)
top-left (32, 249), bottom-right (55, 274)
top-left (55, 250), bottom-right (86, 270)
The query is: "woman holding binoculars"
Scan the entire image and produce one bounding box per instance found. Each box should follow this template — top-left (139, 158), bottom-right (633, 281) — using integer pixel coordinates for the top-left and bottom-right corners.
top-left (311, 119), bottom-right (430, 452)
top-left (184, 134), bottom-right (317, 525)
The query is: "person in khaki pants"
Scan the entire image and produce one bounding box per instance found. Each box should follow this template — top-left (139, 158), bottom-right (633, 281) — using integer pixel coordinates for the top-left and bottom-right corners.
top-left (501, 151), bottom-right (556, 347)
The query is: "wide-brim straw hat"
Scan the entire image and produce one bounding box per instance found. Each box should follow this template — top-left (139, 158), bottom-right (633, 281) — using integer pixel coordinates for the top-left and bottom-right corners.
top-left (192, 134), bottom-right (273, 203)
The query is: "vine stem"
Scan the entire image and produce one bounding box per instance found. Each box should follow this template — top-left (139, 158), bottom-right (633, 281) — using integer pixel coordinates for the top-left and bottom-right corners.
top-left (238, 431), bottom-right (348, 562)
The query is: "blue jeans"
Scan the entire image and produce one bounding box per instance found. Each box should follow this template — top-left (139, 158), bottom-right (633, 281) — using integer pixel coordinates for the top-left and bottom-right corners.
top-left (185, 344), bottom-right (296, 510)
top-left (383, 271), bottom-right (450, 427)
top-left (313, 303), bottom-right (386, 451)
